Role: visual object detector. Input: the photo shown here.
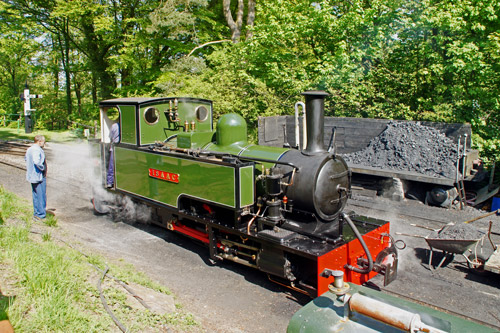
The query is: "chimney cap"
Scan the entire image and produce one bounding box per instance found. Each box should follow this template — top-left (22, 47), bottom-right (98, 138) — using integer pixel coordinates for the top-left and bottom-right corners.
top-left (301, 90), bottom-right (329, 97)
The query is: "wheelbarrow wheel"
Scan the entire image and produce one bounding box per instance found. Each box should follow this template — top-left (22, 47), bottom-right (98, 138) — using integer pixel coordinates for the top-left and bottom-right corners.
top-left (467, 253), bottom-right (488, 275)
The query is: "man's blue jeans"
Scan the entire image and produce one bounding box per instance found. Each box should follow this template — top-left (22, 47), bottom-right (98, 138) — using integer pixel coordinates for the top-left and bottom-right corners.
top-left (31, 177), bottom-right (46, 218)
top-left (107, 149), bottom-right (114, 186)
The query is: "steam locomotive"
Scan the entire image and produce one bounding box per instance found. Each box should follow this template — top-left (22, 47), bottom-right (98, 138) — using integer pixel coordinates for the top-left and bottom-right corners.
top-left (92, 91), bottom-right (398, 297)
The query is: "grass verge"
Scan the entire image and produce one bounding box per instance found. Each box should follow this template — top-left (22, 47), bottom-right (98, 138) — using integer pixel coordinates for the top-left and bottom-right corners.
top-left (0, 186), bottom-right (200, 332)
top-left (0, 127), bottom-right (81, 143)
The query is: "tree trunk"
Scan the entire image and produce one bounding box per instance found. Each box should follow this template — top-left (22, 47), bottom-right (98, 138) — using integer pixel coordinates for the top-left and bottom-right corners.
top-left (53, 65), bottom-right (59, 99)
top-left (246, 0), bottom-right (256, 40)
top-left (63, 37), bottom-right (72, 115)
top-left (223, 0), bottom-right (244, 43)
top-left (96, 59), bottom-right (115, 99)
top-left (121, 67), bottom-right (131, 88)
top-left (64, 41), bottom-right (72, 114)
top-left (52, 33), bottom-right (70, 114)
top-left (91, 73), bottom-right (97, 105)
top-left (55, 27), bottom-right (73, 115)
top-left (74, 79), bottom-right (82, 114)
top-left (8, 67), bottom-right (20, 115)
top-left (81, 18), bottom-right (116, 100)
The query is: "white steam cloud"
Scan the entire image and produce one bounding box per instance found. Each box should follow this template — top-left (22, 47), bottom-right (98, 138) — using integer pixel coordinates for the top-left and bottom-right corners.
top-left (48, 142), bottom-right (151, 224)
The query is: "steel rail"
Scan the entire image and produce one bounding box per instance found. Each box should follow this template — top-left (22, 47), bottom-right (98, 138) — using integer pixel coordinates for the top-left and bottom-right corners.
top-left (0, 160), bottom-right (88, 192)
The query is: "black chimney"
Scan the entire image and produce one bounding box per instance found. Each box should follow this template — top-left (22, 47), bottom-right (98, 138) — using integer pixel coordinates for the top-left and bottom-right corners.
top-left (302, 90), bottom-right (329, 155)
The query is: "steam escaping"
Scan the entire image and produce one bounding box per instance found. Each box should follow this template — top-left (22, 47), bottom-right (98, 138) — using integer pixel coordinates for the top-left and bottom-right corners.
top-left (45, 141), bottom-right (94, 199)
top-left (110, 196), bottom-right (152, 224)
top-left (48, 142), bottom-right (151, 224)
top-left (379, 178), bottom-right (406, 202)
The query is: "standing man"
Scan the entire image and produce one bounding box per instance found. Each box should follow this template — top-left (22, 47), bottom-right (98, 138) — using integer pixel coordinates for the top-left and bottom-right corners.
top-left (107, 115), bottom-right (120, 188)
top-left (25, 135), bottom-right (47, 220)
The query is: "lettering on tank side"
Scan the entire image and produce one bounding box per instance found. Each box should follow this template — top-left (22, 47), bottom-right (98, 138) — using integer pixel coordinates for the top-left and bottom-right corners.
top-left (148, 168), bottom-right (180, 183)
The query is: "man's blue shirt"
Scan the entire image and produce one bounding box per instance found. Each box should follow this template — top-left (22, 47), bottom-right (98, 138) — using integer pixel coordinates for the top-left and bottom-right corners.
top-left (110, 122), bottom-right (120, 144)
top-left (25, 144), bottom-right (45, 183)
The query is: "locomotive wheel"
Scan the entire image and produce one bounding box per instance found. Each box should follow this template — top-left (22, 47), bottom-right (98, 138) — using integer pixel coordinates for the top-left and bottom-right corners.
top-left (467, 253), bottom-right (488, 275)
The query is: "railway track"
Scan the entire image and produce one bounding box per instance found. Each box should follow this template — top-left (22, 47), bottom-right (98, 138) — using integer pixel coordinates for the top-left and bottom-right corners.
top-left (0, 141), bottom-right (89, 191)
top-left (0, 159), bottom-right (86, 191)
top-left (0, 159), bottom-right (25, 171)
top-left (0, 140), bottom-right (31, 156)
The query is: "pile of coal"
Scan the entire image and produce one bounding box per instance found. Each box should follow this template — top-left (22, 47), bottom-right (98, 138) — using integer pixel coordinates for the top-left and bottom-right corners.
top-left (342, 121), bottom-right (459, 179)
top-left (430, 223), bottom-right (484, 240)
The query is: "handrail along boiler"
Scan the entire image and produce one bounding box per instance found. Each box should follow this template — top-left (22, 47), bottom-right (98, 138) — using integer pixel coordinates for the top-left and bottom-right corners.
top-left (92, 91), bottom-right (398, 296)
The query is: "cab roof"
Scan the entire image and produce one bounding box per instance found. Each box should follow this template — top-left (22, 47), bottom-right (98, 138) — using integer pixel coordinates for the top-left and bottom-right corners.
top-left (99, 97), bottom-right (212, 107)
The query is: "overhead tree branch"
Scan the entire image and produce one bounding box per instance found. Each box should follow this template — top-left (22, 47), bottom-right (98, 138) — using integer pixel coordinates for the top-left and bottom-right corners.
top-left (187, 39), bottom-right (232, 57)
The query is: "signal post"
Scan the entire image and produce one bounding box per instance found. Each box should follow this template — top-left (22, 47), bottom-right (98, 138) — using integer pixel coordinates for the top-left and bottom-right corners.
top-left (21, 83), bottom-right (42, 134)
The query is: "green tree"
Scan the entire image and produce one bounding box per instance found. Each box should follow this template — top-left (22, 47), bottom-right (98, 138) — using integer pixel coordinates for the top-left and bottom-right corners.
top-left (225, 0), bottom-right (500, 159)
top-left (0, 2), bottom-right (39, 117)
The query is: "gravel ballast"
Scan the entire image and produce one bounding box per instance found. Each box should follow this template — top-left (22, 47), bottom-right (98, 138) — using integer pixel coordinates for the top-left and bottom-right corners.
top-left (430, 223), bottom-right (485, 240)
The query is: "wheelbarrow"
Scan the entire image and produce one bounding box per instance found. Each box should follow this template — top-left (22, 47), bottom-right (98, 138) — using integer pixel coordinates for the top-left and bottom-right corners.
top-left (399, 223), bottom-right (485, 270)
top-left (425, 236), bottom-right (483, 270)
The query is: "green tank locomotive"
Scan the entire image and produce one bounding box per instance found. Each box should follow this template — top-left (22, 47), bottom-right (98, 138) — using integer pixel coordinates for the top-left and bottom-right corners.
top-left (92, 91), bottom-right (397, 297)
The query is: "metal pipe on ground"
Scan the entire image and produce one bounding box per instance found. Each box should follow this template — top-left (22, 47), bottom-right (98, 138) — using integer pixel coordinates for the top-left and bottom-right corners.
top-left (464, 209), bottom-right (500, 224)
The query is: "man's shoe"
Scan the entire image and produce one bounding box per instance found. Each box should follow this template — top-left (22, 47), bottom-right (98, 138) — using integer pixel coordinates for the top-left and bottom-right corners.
top-left (106, 184), bottom-right (114, 188)
top-left (33, 216), bottom-right (45, 222)
top-left (46, 210), bottom-right (55, 217)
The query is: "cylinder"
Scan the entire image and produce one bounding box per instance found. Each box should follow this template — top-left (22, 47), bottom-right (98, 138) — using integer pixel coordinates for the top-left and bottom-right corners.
top-left (266, 200), bottom-right (282, 222)
top-left (265, 174), bottom-right (282, 196)
top-left (302, 90), bottom-right (329, 155)
top-left (349, 293), bottom-right (421, 331)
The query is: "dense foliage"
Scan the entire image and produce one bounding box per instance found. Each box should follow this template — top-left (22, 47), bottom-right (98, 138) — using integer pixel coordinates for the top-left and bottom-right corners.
top-left (0, 0), bottom-right (499, 161)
